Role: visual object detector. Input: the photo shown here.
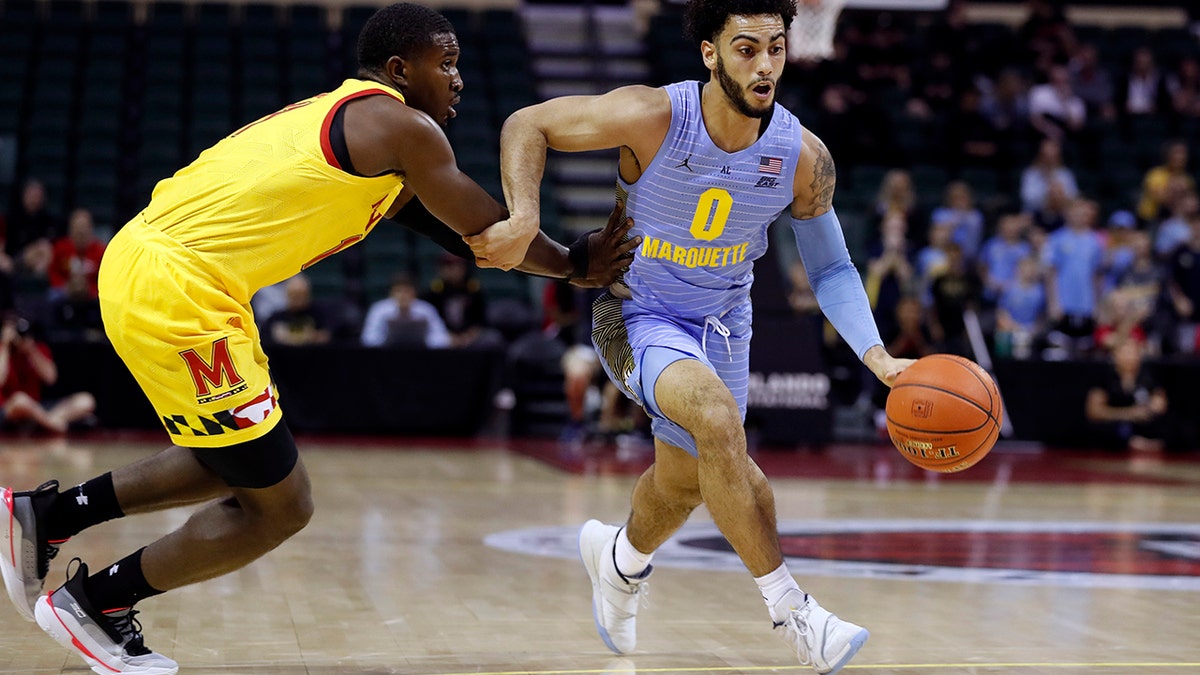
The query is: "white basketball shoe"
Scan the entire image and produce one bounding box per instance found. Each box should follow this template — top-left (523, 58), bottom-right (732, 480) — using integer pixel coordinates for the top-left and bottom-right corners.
top-left (35, 560), bottom-right (178, 675)
top-left (579, 519), bottom-right (651, 654)
top-left (773, 590), bottom-right (869, 674)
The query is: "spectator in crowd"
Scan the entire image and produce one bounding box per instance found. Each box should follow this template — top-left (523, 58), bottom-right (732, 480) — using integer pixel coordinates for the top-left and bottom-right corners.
top-left (1166, 214), bottom-right (1200, 354)
top-left (945, 86), bottom-right (1001, 171)
top-left (1043, 199), bottom-right (1105, 352)
top-left (980, 69), bottom-right (1032, 146)
top-left (46, 272), bottom-right (104, 342)
top-left (1028, 63), bottom-right (1086, 144)
top-left (927, 242), bottom-right (983, 357)
top-left (995, 255), bottom-right (1046, 359)
top-left (1113, 229), bottom-right (1167, 351)
top-left (1030, 178), bottom-right (1070, 231)
top-left (262, 274), bottom-right (331, 346)
top-left (4, 179), bottom-right (60, 278)
top-left (1118, 229), bottom-right (1164, 302)
top-left (250, 279), bottom-right (288, 325)
top-left (47, 208), bottom-right (105, 302)
top-left (1166, 55), bottom-right (1200, 124)
top-left (0, 313), bottom-right (96, 434)
top-left (870, 294), bottom-right (935, 429)
top-left (916, 219), bottom-right (954, 297)
top-left (1101, 210), bottom-right (1139, 294)
top-left (1117, 47), bottom-right (1169, 125)
top-left (874, 169), bottom-right (926, 241)
top-left (1138, 140), bottom-right (1194, 222)
top-left (1069, 43), bottom-right (1116, 121)
top-left (422, 252), bottom-right (500, 348)
top-left (909, 50), bottom-right (961, 119)
top-left (1093, 288), bottom-right (1150, 353)
top-left (542, 277), bottom-right (580, 345)
top-left (1018, 0), bottom-right (1072, 68)
top-left (543, 278), bottom-right (644, 445)
top-left (1086, 338), bottom-right (1167, 453)
top-left (361, 273), bottom-right (450, 348)
top-left (885, 295), bottom-right (935, 362)
top-left (865, 211), bottom-right (916, 342)
top-left (1020, 137), bottom-right (1079, 213)
top-left (930, 180), bottom-right (985, 263)
top-left (1153, 186), bottom-right (1197, 258)
top-left (979, 212), bottom-right (1034, 302)
top-left (542, 278), bottom-right (591, 441)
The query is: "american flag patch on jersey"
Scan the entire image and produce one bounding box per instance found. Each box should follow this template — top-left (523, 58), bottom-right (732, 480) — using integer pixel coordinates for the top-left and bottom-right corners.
top-left (758, 156), bottom-right (783, 174)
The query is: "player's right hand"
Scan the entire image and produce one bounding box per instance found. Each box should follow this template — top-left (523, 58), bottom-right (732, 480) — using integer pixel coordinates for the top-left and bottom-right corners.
top-left (864, 346), bottom-right (916, 387)
top-left (465, 217), bottom-right (538, 271)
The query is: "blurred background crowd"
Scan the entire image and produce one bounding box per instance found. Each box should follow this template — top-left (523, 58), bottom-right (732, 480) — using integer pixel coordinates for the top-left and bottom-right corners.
top-left (1, 0), bottom-right (1199, 451)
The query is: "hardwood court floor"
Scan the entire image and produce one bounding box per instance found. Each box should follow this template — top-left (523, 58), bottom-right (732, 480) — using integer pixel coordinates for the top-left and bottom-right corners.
top-left (1, 434), bottom-right (1198, 674)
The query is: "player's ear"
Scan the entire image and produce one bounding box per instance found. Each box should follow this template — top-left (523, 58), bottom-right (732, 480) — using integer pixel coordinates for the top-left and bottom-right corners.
top-left (384, 55), bottom-right (408, 88)
top-left (700, 40), bottom-right (717, 71)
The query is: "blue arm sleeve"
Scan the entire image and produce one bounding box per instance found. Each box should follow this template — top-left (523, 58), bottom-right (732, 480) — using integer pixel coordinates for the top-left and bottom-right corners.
top-left (791, 210), bottom-right (883, 361)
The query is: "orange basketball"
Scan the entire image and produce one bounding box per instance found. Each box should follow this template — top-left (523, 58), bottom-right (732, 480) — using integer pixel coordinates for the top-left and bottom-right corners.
top-left (885, 354), bottom-right (1002, 473)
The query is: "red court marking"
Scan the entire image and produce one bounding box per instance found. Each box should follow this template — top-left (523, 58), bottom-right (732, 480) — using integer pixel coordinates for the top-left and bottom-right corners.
top-left (772, 531), bottom-right (1200, 576)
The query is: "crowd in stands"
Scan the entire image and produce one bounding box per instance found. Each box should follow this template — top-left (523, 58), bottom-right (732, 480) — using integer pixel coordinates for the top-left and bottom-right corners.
top-left (777, 0), bottom-right (1200, 377)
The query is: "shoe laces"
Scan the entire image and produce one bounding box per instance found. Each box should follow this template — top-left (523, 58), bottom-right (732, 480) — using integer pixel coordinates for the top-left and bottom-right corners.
top-left (38, 540), bottom-right (62, 579)
top-left (775, 608), bottom-right (814, 666)
top-left (105, 609), bottom-right (151, 657)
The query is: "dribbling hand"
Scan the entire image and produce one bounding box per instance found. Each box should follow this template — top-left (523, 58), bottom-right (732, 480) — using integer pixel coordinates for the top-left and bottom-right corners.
top-left (864, 346), bottom-right (916, 387)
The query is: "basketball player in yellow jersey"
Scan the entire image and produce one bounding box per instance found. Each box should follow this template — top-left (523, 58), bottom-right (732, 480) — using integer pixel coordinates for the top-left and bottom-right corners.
top-left (0, 4), bottom-right (636, 674)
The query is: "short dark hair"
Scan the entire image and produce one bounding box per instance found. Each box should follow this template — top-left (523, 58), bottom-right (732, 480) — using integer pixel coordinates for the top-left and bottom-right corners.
top-left (682, 0), bottom-right (796, 47)
top-left (357, 2), bottom-right (455, 73)
top-left (390, 272), bottom-right (417, 290)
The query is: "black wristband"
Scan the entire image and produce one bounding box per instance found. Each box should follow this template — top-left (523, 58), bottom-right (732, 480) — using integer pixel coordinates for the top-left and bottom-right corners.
top-left (568, 229), bottom-right (599, 280)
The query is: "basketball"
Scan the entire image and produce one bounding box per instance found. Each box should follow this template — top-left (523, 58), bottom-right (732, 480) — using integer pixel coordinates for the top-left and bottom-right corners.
top-left (885, 354), bottom-right (1002, 473)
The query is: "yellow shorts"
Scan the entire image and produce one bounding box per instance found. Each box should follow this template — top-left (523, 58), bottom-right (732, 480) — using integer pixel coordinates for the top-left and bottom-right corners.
top-left (98, 221), bottom-right (282, 448)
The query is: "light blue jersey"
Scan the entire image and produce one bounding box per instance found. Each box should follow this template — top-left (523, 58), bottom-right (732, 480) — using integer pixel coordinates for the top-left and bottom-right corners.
top-left (621, 81), bottom-right (803, 334)
top-left (601, 81), bottom-right (804, 455)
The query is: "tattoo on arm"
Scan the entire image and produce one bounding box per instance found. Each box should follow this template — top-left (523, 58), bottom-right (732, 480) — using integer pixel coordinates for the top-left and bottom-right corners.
top-left (811, 145), bottom-right (836, 209)
top-left (796, 141), bottom-right (837, 218)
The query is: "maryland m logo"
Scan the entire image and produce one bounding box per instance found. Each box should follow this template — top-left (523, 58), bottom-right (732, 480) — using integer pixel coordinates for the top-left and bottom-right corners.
top-left (179, 337), bottom-right (248, 403)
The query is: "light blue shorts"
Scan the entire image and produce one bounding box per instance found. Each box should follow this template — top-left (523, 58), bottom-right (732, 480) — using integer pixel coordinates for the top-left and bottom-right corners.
top-left (591, 294), bottom-right (750, 457)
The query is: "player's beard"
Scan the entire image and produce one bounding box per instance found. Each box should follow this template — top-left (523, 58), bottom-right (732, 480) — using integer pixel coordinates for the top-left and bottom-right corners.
top-left (716, 53), bottom-right (772, 119)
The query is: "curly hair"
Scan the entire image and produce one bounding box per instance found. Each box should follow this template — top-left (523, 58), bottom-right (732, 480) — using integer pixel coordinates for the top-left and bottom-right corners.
top-left (357, 2), bottom-right (455, 73)
top-left (682, 0), bottom-right (796, 47)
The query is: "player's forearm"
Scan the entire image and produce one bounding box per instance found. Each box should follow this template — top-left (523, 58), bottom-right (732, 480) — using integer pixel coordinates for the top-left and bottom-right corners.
top-left (515, 232), bottom-right (572, 279)
top-left (499, 110), bottom-right (548, 237)
top-left (791, 211), bottom-right (883, 361)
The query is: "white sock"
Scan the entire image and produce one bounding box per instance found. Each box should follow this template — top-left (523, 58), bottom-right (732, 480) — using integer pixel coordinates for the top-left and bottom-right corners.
top-left (755, 563), bottom-right (805, 623)
top-left (613, 527), bottom-right (653, 578)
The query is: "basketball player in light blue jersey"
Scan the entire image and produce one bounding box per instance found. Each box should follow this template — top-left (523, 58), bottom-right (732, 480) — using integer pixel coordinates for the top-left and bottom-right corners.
top-left (468, 1), bottom-right (914, 672)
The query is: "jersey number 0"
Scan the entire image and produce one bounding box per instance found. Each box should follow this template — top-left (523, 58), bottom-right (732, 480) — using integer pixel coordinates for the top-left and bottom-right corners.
top-left (689, 188), bottom-right (732, 241)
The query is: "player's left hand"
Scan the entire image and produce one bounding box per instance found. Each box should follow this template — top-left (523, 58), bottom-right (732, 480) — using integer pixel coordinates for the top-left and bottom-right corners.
top-left (572, 200), bottom-right (642, 288)
top-left (465, 218), bottom-right (538, 271)
top-left (864, 346), bottom-right (916, 387)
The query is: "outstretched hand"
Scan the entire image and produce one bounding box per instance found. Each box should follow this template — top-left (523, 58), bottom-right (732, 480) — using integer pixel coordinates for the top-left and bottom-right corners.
top-left (572, 200), bottom-right (641, 288)
top-left (863, 346), bottom-right (916, 387)
top-left (464, 218), bottom-right (537, 271)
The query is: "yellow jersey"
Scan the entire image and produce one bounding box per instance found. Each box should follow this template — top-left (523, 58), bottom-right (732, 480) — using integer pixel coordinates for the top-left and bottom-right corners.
top-left (134, 78), bottom-right (408, 303)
